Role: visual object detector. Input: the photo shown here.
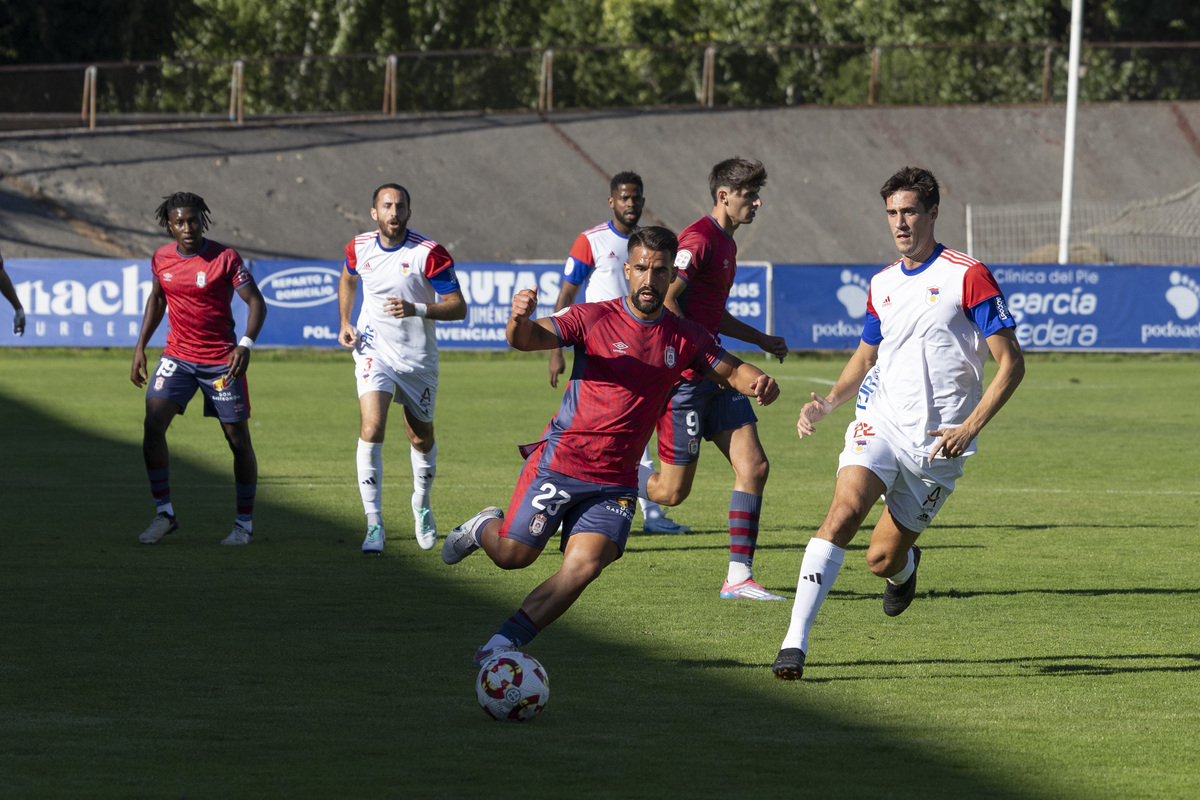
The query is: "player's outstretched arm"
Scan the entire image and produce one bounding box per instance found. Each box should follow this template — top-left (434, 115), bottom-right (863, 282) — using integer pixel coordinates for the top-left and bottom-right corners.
top-left (131, 281), bottom-right (168, 387)
top-left (927, 328), bottom-right (1025, 461)
top-left (706, 354), bottom-right (779, 407)
top-left (507, 287), bottom-right (560, 352)
top-left (798, 339), bottom-right (879, 438)
top-left (548, 280), bottom-right (582, 388)
top-left (718, 310), bottom-right (788, 363)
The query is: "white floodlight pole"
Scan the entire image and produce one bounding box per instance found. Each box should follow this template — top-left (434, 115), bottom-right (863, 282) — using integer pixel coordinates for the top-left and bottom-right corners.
top-left (1058, 0), bottom-right (1084, 264)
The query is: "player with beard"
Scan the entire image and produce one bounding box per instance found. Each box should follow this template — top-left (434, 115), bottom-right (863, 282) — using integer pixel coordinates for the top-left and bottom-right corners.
top-left (339, 183), bottom-right (467, 554)
top-left (442, 226), bottom-right (781, 666)
top-left (547, 171), bottom-right (687, 534)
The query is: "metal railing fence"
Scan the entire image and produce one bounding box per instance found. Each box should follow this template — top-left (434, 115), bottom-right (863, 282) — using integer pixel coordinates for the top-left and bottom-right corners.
top-left (1, 41), bottom-right (1198, 129)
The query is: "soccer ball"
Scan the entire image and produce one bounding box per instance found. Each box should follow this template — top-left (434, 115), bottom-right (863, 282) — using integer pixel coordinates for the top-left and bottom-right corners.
top-left (476, 652), bottom-right (549, 722)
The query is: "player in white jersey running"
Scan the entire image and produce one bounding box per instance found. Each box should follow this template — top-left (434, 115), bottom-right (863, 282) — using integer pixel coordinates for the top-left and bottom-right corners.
top-left (547, 171), bottom-right (689, 535)
top-left (338, 184), bottom-right (467, 554)
top-left (773, 166), bottom-right (1025, 680)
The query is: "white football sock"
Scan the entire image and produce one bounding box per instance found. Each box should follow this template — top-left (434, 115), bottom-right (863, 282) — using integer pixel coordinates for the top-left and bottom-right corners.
top-left (726, 561), bottom-right (753, 584)
top-left (357, 438), bottom-right (383, 516)
top-left (887, 548), bottom-right (916, 586)
top-left (411, 443), bottom-right (436, 507)
top-left (638, 446), bottom-right (663, 518)
top-left (780, 537), bottom-right (845, 653)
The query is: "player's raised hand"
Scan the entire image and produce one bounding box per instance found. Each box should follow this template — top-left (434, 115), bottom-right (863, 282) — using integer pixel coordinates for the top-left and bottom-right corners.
top-left (797, 392), bottom-right (834, 438)
top-left (749, 373), bottom-right (779, 406)
top-left (760, 334), bottom-right (789, 363)
top-left (511, 286), bottom-right (539, 321)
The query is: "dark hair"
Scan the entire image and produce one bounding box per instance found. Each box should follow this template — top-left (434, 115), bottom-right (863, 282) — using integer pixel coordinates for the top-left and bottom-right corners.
top-left (879, 166), bottom-right (940, 210)
top-left (155, 192), bottom-right (212, 232)
top-left (709, 158), bottom-right (767, 203)
top-left (610, 171), bottom-right (644, 194)
top-left (372, 183), bottom-right (410, 206)
top-left (627, 225), bottom-right (678, 263)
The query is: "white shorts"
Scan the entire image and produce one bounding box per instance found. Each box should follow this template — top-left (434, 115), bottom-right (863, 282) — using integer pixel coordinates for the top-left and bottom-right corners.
top-left (837, 421), bottom-right (964, 533)
top-left (353, 351), bottom-right (438, 424)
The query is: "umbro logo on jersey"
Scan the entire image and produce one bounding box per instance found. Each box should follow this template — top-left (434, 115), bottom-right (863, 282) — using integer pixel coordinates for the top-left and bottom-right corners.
top-left (612, 341), bottom-right (629, 354)
top-left (802, 573), bottom-right (822, 585)
top-left (162, 272), bottom-right (173, 282)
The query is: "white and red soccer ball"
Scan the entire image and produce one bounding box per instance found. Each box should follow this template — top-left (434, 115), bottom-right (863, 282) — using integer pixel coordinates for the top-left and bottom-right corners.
top-left (476, 652), bottom-right (549, 722)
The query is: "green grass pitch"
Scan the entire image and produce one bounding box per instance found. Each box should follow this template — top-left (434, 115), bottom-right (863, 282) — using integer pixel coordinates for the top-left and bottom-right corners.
top-left (1, 347), bottom-right (1197, 799)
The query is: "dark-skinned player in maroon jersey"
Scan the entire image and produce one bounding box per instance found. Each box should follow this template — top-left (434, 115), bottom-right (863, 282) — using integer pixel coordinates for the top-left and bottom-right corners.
top-left (441, 226), bottom-right (781, 667)
top-left (642, 158), bottom-right (791, 600)
top-left (131, 192), bottom-right (266, 546)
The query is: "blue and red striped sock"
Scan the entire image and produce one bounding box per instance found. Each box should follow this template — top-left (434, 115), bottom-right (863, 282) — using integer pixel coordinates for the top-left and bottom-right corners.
top-left (728, 491), bottom-right (762, 584)
top-left (236, 481), bottom-right (256, 531)
top-left (148, 467), bottom-right (173, 517)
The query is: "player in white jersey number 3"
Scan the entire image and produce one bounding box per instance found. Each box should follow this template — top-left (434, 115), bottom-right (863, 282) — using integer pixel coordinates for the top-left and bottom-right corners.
top-left (338, 184), bottom-right (467, 554)
top-left (773, 166), bottom-right (1025, 680)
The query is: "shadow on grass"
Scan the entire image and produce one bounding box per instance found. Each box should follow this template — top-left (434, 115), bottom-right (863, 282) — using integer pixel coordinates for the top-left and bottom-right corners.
top-left (675, 652), bottom-right (1200, 679)
top-left (0, 388), bottom-right (1048, 800)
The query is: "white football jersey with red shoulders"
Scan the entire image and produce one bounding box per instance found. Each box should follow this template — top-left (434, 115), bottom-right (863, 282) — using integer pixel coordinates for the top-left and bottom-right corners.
top-left (345, 229), bottom-right (460, 373)
top-left (857, 245), bottom-right (1010, 456)
top-left (562, 220), bottom-right (633, 303)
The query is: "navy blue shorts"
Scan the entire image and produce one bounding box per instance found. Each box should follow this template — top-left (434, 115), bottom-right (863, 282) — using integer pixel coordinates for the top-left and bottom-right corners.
top-left (499, 442), bottom-right (636, 556)
top-left (145, 355), bottom-right (250, 423)
top-left (656, 379), bottom-right (757, 466)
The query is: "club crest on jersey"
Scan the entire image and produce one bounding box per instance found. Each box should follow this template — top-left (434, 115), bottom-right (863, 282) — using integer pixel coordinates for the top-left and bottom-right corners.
top-left (854, 439), bottom-right (869, 453)
top-left (195, 272), bottom-right (207, 288)
top-left (664, 346), bottom-right (676, 367)
top-left (688, 437), bottom-right (699, 456)
top-left (925, 286), bottom-right (941, 306)
top-left (675, 250), bottom-right (693, 268)
top-left (529, 513), bottom-right (549, 536)
top-left (401, 262), bottom-right (411, 275)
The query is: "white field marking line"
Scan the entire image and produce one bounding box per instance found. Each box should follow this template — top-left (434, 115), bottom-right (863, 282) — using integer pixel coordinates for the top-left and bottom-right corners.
top-left (973, 487), bottom-right (1200, 497)
top-left (777, 375), bottom-right (836, 385)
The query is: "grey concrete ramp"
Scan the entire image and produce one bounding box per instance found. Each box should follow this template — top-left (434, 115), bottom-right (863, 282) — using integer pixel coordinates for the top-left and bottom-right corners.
top-left (2, 102), bottom-right (1200, 265)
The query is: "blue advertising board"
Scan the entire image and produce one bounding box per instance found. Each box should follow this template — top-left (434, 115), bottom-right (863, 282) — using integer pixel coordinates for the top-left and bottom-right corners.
top-left (772, 262), bottom-right (1200, 352)
top-left (253, 260), bottom-right (348, 347)
top-left (3, 259), bottom-right (1195, 352)
top-left (0, 260), bottom-right (173, 348)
